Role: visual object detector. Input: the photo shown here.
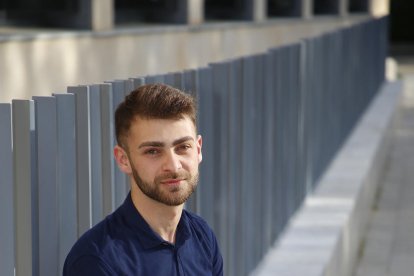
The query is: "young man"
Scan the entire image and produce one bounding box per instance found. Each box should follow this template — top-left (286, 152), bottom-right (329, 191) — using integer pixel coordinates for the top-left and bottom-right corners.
top-left (63, 83), bottom-right (223, 275)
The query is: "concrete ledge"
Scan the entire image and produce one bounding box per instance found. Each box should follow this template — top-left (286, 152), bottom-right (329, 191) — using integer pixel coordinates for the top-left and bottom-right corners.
top-left (251, 81), bottom-right (403, 276)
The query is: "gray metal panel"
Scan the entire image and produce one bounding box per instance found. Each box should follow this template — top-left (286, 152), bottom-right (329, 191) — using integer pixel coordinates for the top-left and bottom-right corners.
top-left (144, 74), bottom-right (165, 84)
top-left (130, 77), bottom-right (146, 90)
top-left (304, 37), bottom-right (317, 188)
top-left (89, 85), bottom-right (104, 226)
top-left (288, 44), bottom-right (301, 214)
top-left (107, 80), bottom-right (129, 207)
top-left (12, 100), bottom-right (34, 276)
top-left (196, 66), bottom-right (215, 228)
top-left (125, 79), bottom-right (135, 95)
top-left (54, 94), bottom-right (77, 275)
top-left (281, 45), bottom-right (296, 219)
top-left (68, 86), bottom-right (92, 236)
top-left (163, 72), bottom-right (182, 88)
top-left (298, 39), bottom-right (312, 197)
top-left (272, 46), bottom-right (287, 234)
top-left (33, 96), bottom-right (59, 276)
top-left (262, 51), bottom-right (277, 246)
top-left (239, 53), bottom-right (267, 268)
top-left (241, 55), bottom-right (259, 274)
top-left (210, 60), bottom-right (230, 275)
top-left (227, 58), bottom-right (243, 276)
top-left (277, 46), bottom-right (289, 224)
top-left (315, 35), bottom-right (326, 183)
top-left (31, 102), bottom-right (39, 276)
top-left (253, 53), bottom-right (266, 263)
top-left (295, 42), bottom-right (308, 203)
top-left (182, 69), bottom-right (198, 97)
top-left (174, 72), bottom-right (183, 89)
top-left (0, 104), bottom-right (14, 276)
top-left (99, 84), bottom-right (116, 216)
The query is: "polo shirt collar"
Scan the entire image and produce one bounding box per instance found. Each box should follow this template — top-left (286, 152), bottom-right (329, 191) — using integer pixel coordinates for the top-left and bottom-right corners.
top-left (120, 192), bottom-right (191, 250)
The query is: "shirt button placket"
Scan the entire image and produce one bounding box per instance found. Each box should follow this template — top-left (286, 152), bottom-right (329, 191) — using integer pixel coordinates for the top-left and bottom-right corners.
top-left (175, 248), bottom-right (185, 276)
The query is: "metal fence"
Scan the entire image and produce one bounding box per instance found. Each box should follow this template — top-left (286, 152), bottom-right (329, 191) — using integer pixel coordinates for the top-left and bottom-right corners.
top-left (0, 17), bottom-right (387, 276)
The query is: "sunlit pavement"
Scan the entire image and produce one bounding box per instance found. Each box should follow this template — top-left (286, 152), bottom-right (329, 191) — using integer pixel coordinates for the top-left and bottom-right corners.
top-left (353, 58), bottom-right (414, 276)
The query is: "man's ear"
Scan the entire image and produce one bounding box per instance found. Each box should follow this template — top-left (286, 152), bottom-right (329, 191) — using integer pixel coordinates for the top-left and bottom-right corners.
top-left (197, 135), bottom-right (202, 164)
top-left (114, 145), bottom-right (132, 174)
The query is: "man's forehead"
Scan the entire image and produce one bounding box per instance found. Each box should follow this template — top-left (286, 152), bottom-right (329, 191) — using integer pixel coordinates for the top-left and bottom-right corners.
top-left (132, 114), bottom-right (194, 125)
top-left (129, 115), bottom-right (197, 141)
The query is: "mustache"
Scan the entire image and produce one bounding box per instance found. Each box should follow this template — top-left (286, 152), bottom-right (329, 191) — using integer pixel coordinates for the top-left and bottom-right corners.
top-left (155, 172), bottom-right (189, 182)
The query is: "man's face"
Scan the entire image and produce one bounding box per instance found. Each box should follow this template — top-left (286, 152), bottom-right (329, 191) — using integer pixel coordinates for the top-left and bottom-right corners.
top-left (120, 115), bottom-right (202, 206)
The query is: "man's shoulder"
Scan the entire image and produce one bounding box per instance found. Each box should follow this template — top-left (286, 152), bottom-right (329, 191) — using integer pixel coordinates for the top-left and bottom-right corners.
top-left (65, 215), bottom-right (113, 260)
top-left (70, 218), bottom-right (110, 252)
top-left (64, 211), bottom-right (128, 273)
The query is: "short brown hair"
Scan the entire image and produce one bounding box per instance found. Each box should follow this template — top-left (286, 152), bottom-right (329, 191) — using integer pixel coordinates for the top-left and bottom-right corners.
top-left (115, 83), bottom-right (197, 146)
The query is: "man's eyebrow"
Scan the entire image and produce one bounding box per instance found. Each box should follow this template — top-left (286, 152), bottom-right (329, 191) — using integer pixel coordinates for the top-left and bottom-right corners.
top-left (172, 136), bottom-right (194, 146)
top-left (138, 141), bottom-right (164, 149)
top-left (138, 136), bottom-right (194, 149)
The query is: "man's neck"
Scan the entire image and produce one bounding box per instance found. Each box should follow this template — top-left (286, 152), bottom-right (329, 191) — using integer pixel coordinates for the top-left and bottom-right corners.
top-left (130, 187), bottom-right (183, 244)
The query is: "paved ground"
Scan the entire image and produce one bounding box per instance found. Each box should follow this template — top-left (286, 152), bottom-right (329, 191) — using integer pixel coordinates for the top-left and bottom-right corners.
top-left (353, 60), bottom-right (414, 276)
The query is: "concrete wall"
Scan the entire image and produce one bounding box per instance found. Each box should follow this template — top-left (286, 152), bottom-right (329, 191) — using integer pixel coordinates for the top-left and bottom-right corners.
top-left (251, 80), bottom-right (402, 276)
top-left (0, 15), bottom-right (370, 103)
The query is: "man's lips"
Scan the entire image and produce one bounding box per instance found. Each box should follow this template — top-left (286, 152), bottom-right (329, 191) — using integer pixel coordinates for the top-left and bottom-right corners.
top-left (161, 179), bottom-right (184, 185)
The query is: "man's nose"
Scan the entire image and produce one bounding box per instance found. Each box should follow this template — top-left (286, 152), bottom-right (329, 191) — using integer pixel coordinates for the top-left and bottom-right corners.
top-left (162, 151), bottom-right (182, 172)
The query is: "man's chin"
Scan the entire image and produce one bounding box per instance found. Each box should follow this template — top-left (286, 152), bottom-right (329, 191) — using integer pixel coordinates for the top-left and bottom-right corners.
top-left (156, 188), bottom-right (195, 206)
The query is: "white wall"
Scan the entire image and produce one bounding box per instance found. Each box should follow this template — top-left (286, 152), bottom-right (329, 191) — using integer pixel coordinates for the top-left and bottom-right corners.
top-left (0, 15), bottom-right (369, 103)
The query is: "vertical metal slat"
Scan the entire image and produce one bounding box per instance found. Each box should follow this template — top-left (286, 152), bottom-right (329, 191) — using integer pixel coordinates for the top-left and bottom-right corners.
top-left (34, 96), bottom-right (59, 276)
top-left (68, 86), bottom-right (92, 237)
top-left (0, 103), bottom-right (14, 276)
top-left (12, 100), bottom-right (34, 276)
top-left (54, 94), bottom-right (77, 274)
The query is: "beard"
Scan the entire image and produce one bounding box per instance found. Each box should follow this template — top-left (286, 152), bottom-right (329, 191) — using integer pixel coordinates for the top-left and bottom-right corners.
top-left (131, 166), bottom-right (198, 206)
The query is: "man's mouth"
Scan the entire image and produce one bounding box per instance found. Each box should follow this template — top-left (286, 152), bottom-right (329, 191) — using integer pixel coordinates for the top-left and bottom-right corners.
top-left (161, 179), bottom-right (184, 185)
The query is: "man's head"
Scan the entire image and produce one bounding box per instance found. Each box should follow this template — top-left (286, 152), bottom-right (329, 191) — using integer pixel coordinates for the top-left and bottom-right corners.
top-left (115, 83), bottom-right (197, 149)
top-left (114, 83), bottom-right (202, 207)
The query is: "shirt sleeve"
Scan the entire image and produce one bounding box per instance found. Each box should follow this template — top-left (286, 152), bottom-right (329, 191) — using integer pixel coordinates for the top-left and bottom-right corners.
top-left (63, 255), bottom-right (115, 276)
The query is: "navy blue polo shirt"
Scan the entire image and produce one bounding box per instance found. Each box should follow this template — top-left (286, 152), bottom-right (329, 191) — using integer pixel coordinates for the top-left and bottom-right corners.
top-left (63, 193), bottom-right (223, 275)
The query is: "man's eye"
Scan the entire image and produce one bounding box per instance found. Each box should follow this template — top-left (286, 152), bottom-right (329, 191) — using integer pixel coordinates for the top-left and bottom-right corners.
top-left (145, 149), bottom-right (159, 155)
top-left (177, 144), bottom-right (191, 152)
